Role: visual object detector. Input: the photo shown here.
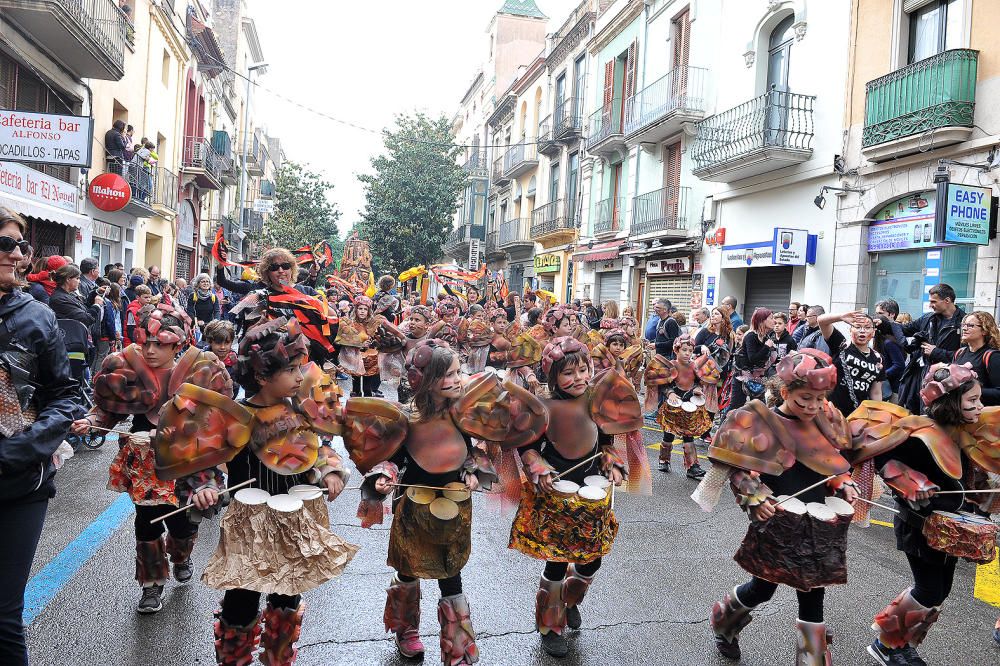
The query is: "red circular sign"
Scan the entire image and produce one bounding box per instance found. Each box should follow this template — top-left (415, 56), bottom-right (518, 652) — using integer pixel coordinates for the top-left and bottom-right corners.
top-left (88, 172), bottom-right (131, 212)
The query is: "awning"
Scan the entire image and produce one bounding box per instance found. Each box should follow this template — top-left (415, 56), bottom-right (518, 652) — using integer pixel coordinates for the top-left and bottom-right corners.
top-left (573, 239), bottom-right (622, 262)
top-left (620, 238), bottom-right (701, 258)
top-left (0, 191), bottom-right (89, 229)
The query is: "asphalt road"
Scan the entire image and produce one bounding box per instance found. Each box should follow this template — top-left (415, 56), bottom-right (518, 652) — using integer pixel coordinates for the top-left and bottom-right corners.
top-left (22, 393), bottom-right (1000, 666)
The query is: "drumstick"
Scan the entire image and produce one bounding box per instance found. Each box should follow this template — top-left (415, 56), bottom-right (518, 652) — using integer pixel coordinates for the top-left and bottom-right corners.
top-left (774, 476), bottom-right (837, 505)
top-left (855, 497), bottom-right (901, 514)
top-left (936, 488), bottom-right (1000, 494)
top-left (149, 478), bottom-right (257, 524)
top-left (80, 424), bottom-right (130, 435)
top-left (551, 453), bottom-right (603, 482)
top-left (610, 481), bottom-right (616, 511)
top-left (389, 482), bottom-right (489, 494)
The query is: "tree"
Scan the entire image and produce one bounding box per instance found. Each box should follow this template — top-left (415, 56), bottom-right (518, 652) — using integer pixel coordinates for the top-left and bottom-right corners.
top-left (357, 112), bottom-right (466, 275)
top-left (258, 161), bottom-right (340, 251)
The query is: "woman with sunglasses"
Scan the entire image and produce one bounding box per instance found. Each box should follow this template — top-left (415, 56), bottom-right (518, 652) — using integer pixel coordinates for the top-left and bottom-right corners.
top-left (953, 312), bottom-right (1000, 407)
top-left (0, 209), bottom-right (78, 665)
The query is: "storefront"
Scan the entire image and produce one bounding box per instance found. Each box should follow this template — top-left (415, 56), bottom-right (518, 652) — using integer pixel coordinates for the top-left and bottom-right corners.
top-left (866, 189), bottom-right (986, 315)
top-left (534, 251), bottom-right (561, 293)
top-left (174, 200), bottom-right (197, 281)
top-left (0, 161), bottom-right (87, 258)
top-left (90, 220), bottom-right (122, 268)
top-left (507, 259), bottom-right (533, 294)
top-left (572, 240), bottom-right (623, 305)
top-left (718, 227), bottom-right (817, 317)
top-left (643, 256), bottom-right (695, 320)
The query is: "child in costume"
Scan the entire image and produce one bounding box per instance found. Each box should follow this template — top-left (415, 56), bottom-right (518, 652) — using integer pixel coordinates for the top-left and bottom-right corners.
top-left (202, 319), bottom-right (239, 390)
top-left (652, 335), bottom-right (714, 479)
top-left (70, 303), bottom-right (233, 614)
top-left (509, 336), bottom-right (642, 658)
top-left (158, 317), bottom-right (357, 665)
top-left (695, 349), bottom-right (858, 665)
top-left (336, 295), bottom-right (403, 398)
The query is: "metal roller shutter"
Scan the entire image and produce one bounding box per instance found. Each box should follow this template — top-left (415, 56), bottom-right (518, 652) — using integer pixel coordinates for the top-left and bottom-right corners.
top-left (597, 270), bottom-right (622, 305)
top-left (744, 266), bottom-right (792, 319)
top-left (646, 276), bottom-right (690, 314)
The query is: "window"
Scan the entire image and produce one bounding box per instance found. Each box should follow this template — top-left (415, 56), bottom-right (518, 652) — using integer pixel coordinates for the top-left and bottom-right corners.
top-left (161, 50), bottom-right (171, 86)
top-left (908, 0), bottom-right (954, 63)
top-left (549, 162), bottom-right (561, 203)
top-left (567, 153), bottom-right (580, 224)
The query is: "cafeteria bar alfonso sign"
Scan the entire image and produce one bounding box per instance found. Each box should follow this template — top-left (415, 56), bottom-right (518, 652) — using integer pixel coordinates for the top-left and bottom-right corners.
top-left (0, 109), bottom-right (93, 168)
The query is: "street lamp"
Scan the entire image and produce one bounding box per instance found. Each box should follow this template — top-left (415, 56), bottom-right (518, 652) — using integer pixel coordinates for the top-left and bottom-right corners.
top-left (236, 61), bottom-right (268, 263)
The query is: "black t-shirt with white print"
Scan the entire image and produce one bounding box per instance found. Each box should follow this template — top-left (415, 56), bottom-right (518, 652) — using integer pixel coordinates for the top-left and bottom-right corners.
top-left (824, 328), bottom-right (885, 416)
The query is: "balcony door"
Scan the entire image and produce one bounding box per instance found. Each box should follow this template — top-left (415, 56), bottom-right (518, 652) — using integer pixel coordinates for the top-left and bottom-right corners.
top-left (573, 55), bottom-right (586, 122)
top-left (662, 141), bottom-right (681, 228)
top-left (610, 162), bottom-right (623, 229)
top-left (766, 15), bottom-right (795, 146)
top-left (567, 152), bottom-right (580, 226)
top-left (555, 74), bottom-right (567, 128)
top-left (908, 0), bottom-right (953, 63)
top-left (671, 8), bottom-right (691, 105)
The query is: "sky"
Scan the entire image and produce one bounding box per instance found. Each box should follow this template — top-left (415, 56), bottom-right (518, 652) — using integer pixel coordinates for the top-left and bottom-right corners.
top-left (248, 0), bottom-right (580, 236)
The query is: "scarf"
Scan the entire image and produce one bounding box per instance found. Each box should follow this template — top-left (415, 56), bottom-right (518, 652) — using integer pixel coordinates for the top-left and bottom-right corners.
top-left (27, 271), bottom-right (57, 295)
top-left (193, 288), bottom-right (215, 302)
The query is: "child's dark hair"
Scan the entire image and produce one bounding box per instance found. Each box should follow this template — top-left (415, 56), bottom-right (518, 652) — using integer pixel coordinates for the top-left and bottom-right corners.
top-left (924, 367), bottom-right (978, 427)
top-left (546, 348), bottom-right (591, 394)
top-left (409, 343), bottom-right (459, 420)
top-left (606, 332), bottom-right (627, 347)
top-left (204, 319), bottom-right (235, 345)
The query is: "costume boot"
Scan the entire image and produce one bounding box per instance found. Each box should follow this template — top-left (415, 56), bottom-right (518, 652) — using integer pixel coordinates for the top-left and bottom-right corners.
top-left (683, 441), bottom-right (705, 479)
top-left (710, 587), bottom-right (753, 660)
top-left (260, 602), bottom-right (304, 666)
top-left (213, 609), bottom-right (261, 666)
top-left (165, 533), bottom-right (197, 582)
top-left (536, 576), bottom-right (568, 657)
top-left (868, 588), bottom-right (940, 666)
top-left (658, 439), bottom-right (672, 472)
top-left (795, 619), bottom-right (832, 666)
top-left (135, 538), bottom-right (169, 614)
top-left (563, 565), bottom-right (594, 630)
top-left (384, 576), bottom-right (424, 658)
top-left (437, 594), bottom-right (479, 665)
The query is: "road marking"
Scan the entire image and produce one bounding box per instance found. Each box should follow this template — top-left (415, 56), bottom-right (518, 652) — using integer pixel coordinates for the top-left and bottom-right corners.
top-left (23, 493), bottom-right (134, 625)
top-left (870, 519), bottom-right (893, 528)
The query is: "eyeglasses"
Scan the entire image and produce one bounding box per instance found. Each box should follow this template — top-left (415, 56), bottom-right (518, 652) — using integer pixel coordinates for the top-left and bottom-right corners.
top-left (962, 323), bottom-right (982, 329)
top-left (267, 262), bottom-right (293, 272)
top-left (0, 236), bottom-right (30, 255)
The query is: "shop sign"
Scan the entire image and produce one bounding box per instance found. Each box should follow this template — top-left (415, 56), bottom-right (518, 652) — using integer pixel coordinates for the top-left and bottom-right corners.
top-left (92, 220), bottom-right (121, 243)
top-left (706, 276), bottom-right (716, 306)
top-left (534, 253), bottom-right (561, 273)
top-left (253, 198), bottom-right (275, 214)
top-left (88, 172), bottom-right (131, 212)
top-left (942, 183), bottom-right (991, 246)
top-left (177, 200), bottom-right (196, 248)
top-left (0, 109), bottom-right (93, 168)
top-left (646, 257), bottom-right (691, 275)
top-left (867, 192), bottom-right (936, 252)
top-left (0, 160), bottom-right (78, 212)
top-left (772, 227), bottom-right (809, 265)
top-left (468, 238), bottom-right (481, 271)
top-left (720, 242), bottom-right (773, 268)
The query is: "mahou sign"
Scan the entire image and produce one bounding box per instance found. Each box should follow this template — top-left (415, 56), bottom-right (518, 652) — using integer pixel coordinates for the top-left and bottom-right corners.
top-left (88, 172), bottom-right (131, 212)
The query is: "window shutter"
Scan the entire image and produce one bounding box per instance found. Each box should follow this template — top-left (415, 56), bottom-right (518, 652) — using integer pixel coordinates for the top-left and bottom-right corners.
top-left (602, 59), bottom-right (614, 116)
top-left (903, 0), bottom-right (937, 13)
top-left (672, 8), bottom-right (691, 94)
top-left (624, 39), bottom-right (638, 102)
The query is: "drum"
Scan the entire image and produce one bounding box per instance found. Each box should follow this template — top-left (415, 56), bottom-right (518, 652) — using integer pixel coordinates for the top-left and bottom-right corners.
top-left (922, 510), bottom-right (998, 564)
top-left (387, 484), bottom-right (474, 579)
top-left (202, 485), bottom-right (359, 595)
top-left (552, 480), bottom-right (580, 496)
top-left (578, 485), bottom-right (608, 501)
top-left (583, 475), bottom-right (611, 490)
top-left (734, 494), bottom-right (851, 591)
top-left (509, 482), bottom-right (618, 564)
top-left (681, 401), bottom-right (698, 413)
top-left (288, 484), bottom-right (330, 528)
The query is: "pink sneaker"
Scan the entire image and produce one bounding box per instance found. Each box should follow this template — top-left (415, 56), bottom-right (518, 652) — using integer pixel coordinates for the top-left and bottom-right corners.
top-left (394, 628), bottom-right (425, 658)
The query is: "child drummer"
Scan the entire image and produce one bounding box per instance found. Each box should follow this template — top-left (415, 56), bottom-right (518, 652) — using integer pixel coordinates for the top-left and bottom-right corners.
top-left (695, 349), bottom-right (858, 665)
top-left (509, 336), bottom-right (636, 659)
top-left (656, 335), bottom-right (712, 480)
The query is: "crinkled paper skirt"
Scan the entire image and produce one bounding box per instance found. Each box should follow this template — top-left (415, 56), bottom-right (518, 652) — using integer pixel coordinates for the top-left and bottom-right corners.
top-left (509, 483), bottom-right (617, 564)
top-left (387, 494), bottom-right (472, 580)
top-left (202, 497), bottom-right (359, 595)
top-left (657, 403), bottom-right (713, 438)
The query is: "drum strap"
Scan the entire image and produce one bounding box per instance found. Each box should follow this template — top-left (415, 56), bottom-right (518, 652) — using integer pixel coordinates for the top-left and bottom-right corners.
top-left (896, 502), bottom-right (926, 530)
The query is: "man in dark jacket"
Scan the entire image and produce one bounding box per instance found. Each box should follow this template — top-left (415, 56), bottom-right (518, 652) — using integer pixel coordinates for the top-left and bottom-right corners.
top-left (897, 283), bottom-right (965, 413)
top-left (653, 298), bottom-right (680, 359)
top-left (104, 120), bottom-right (128, 175)
top-left (0, 211), bottom-right (79, 665)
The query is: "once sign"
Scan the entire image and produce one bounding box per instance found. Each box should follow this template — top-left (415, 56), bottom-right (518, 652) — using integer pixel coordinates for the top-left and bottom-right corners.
top-left (0, 110), bottom-right (93, 168)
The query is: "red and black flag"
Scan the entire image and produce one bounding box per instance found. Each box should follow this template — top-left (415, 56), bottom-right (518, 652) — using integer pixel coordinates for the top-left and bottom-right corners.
top-left (267, 283), bottom-right (335, 353)
top-left (313, 239), bottom-right (336, 269)
top-left (211, 226), bottom-right (257, 269)
top-left (292, 245), bottom-right (315, 265)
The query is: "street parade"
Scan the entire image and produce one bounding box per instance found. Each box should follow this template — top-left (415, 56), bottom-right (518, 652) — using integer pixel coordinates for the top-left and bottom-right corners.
top-left (4, 1), bottom-right (1000, 665)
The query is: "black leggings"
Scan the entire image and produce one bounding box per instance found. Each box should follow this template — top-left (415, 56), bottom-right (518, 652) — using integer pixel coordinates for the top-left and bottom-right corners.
top-left (729, 380), bottom-right (749, 410)
top-left (736, 577), bottom-right (825, 623)
top-left (543, 558), bottom-right (601, 581)
top-left (352, 374), bottom-right (380, 396)
top-left (133, 504), bottom-right (198, 542)
top-left (397, 572), bottom-right (463, 597)
top-left (0, 499), bottom-right (48, 666)
top-left (907, 552), bottom-right (958, 607)
top-left (221, 588), bottom-right (301, 627)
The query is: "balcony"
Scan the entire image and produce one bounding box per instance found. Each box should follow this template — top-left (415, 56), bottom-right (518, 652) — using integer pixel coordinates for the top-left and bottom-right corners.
top-left (245, 134), bottom-right (264, 177)
top-left (114, 161), bottom-right (177, 218)
top-left (462, 153), bottom-right (489, 180)
top-left (180, 135), bottom-right (224, 190)
top-left (530, 199), bottom-right (577, 244)
top-left (242, 209), bottom-right (264, 234)
top-left (499, 217), bottom-right (534, 252)
top-left (493, 157), bottom-right (510, 187)
top-left (503, 142), bottom-right (538, 179)
top-left (0, 0), bottom-right (127, 80)
top-left (443, 223), bottom-right (485, 260)
top-left (213, 130), bottom-right (237, 185)
top-left (630, 186), bottom-right (690, 238)
top-left (484, 230), bottom-right (501, 258)
top-left (592, 197), bottom-right (625, 237)
top-left (537, 117), bottom-right (560, 157)
top-left (553, 97), bottom-right (584, 141)
top-left (624, 67), bottom-right (708, 145)
top-left (260, 179), bottom-right (275, 197)
top-left (861, 49), bottom-right (978, 163)
top-left (586, 101), bottom-right (626, 161)
top-left (691, 89), bottom-right (815, 182)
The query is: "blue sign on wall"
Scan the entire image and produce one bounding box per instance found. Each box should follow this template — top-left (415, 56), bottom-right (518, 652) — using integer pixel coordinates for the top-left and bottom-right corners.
top-left (943, 183), bottom-right (991, 246)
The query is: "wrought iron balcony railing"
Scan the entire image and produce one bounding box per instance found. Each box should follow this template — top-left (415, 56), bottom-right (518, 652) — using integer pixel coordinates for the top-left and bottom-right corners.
top-left (181, 135), bottom-right (224, 188)
top-left (593, 197), bottom-right (625, 235)
top-left (110, 160), bottom-right (177, 214)
top-left (462, 153), bottom-right (489, 179)
top-left (493, 156), bottom-right (510, 185)
top-left (624, 67), bottom-right (708, 135)
top-left (586, 99), bottom-right (623, 150)
top-left (485, 230), bottom-right (499, 255)
top-left (537, 117), bottom-right (559, 155)
top-left (691, 89), bottom-right (815, 173)
top-left (503, 142), bottom-right (538, 176)
top-left (531, 199), bottom-right (577, 238)
top-left (242, 209), bottom-right (264, 234)
top-left (499, 217), bottom-right (533, 248)
top-left (862, 49), bottom-right (978, 148)
top-left (553, 97), bottom-right (583, 138)
top-left (630, 186), bottom-right (690, 237)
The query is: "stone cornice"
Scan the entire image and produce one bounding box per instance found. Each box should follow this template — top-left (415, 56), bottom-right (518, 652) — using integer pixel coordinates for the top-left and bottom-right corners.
top-left (547, 12), bottom-right (595, 68)
top-left (487, 93), bottom-right (517, 129)
top-left (589, 0), bottom-right (644, 55)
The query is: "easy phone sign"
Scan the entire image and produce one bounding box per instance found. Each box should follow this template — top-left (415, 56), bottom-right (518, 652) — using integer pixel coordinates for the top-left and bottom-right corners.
top-left (943, 183), bottom-right (991, 245)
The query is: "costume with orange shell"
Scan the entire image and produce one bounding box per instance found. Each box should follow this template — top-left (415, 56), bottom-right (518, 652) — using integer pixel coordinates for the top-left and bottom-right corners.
top-left (507, 336), bottom-right (644, 658)
top-left (695, 349), bottom-right (857, 665)
top-left (850, 362), bottom-right (1000, 664)
top-left (152, 317), bottom-right (357, 666)
top-left (653, 335), bottom-right (717, 478)
top-left (341, 338), bottom-right (545, 665)
top-left (77, 302), bottom-right (234, 614)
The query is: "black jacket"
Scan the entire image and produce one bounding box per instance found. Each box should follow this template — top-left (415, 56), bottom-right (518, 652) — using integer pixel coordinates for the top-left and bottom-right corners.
top-left (898, 306), bottom-right (966, 413)
top-left (49, 288), bottom-right (101, 328)
top-left (0, 290), bottom-right (80, 503)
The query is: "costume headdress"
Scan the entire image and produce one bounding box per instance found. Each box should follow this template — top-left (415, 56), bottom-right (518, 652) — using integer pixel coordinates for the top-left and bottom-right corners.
top-left (134, 302), bottom-right (192, 346)
top-left (542, 306), bottom-right (575, 335)
top-left (541, 335), bottom-right (590, 375)
top-left (404, 338), bottom-right (453, 392)
top-left (238, 317), bottom-right (309, 380)
top-left (775, 348), bottom-right (838, 392)
top-left (672, 333), bottom-right (694, 352)
top-left (435, 298), bottom-right (459, 318)
top-left (408, 305), bottom-right (435, 323)
top-left (920, 362), bottom-right (978, 406)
